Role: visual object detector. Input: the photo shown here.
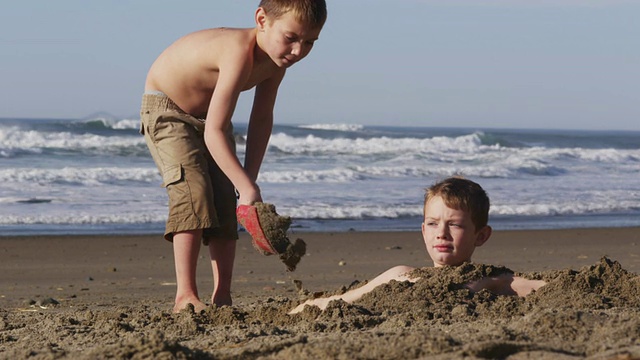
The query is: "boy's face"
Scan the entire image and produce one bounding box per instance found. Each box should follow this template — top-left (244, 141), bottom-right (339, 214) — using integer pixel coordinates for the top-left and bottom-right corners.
top-left (256, 8), bottom-right (322, 68)
top-left (422, 196), bottom-right (491, 267)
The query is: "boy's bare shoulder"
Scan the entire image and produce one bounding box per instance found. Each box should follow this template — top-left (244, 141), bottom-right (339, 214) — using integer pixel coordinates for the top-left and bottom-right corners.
top-left (185, 27), bottom-right (256, 45)
top-left (175, 27), bottom-right (257, 58)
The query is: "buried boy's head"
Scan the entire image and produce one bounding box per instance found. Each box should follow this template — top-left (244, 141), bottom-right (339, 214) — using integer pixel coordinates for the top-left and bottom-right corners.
top-left (423, 177), bottom-right (492, 267)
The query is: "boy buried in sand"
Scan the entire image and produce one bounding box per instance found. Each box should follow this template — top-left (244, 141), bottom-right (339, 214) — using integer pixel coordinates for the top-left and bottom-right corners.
top-left (290, 177), bottom-right (547, 314)
top-left (140, 0), bottom-right (327, 313)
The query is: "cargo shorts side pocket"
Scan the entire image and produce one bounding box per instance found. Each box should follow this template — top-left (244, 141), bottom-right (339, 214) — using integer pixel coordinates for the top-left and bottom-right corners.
top-left (162, 164), bottom-right (193, 219)
top-left (161, 164), bottom-right (183, 187)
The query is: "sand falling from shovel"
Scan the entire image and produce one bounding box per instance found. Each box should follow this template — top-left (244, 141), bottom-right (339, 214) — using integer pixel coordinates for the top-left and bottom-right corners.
top-left (245, 202), bottom-right (306, 272)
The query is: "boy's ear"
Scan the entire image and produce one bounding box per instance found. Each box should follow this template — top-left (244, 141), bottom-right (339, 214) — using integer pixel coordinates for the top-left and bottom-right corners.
top-left (474, 225), bottom-right (492, 247)
top-left (255, 7), bottom-right (268, 30)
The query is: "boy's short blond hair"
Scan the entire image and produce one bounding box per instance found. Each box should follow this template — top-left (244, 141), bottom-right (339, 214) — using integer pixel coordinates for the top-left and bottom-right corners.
top-left (424, 177), bottom-right (490, 230)
top-left (259, 0), bottom-right (327, 28)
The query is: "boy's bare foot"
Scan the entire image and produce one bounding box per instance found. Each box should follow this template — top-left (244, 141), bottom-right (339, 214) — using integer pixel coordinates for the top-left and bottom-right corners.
top-left (173, 297), bottom-right (208, 314)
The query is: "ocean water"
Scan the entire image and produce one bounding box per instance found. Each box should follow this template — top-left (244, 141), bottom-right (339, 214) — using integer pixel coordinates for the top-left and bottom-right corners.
top-left (0, 116), bottom-right (639, 236)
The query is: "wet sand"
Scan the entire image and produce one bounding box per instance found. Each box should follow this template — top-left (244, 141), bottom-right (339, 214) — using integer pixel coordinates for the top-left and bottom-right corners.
top-left (1, 227), bottom-right (640, 359)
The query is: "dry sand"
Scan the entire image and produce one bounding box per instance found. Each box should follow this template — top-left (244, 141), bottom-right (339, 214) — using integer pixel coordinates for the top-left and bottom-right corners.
top-left (1, 227), bottom-right (640, 359)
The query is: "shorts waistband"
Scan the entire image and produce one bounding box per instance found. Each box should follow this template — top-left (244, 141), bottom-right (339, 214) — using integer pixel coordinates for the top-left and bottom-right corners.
top-left (141, 93), bottom-right (185, 114)
top-left (144, 90), bottom-right (166, 96)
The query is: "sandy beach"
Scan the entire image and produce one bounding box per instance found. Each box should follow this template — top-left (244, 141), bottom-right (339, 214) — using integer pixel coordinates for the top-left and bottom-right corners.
top-left (2, 227), bottom-right (640, 359)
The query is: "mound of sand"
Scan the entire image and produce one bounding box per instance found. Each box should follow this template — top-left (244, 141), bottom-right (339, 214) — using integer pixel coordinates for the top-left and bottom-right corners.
top-left (2, 257), bottom-right (640, 359)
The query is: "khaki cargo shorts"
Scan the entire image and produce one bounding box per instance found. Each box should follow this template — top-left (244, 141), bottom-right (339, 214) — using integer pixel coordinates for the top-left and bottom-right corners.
top-left (140, 93), bottom-right (238, 243)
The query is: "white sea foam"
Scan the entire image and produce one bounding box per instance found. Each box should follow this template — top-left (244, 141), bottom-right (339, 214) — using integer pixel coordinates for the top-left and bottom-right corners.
top-left (81, 115), bottom-right (140, 130)
top-left (0, 212), bottom-right (166, 225)
top-left (492, 199), bottom-right (639, 217)
top-left (110, 118), bottom-right (140, 130)
top-left (258, 165), bottom-right (513, 183)
top-left (1, 197), bottom-right (637, 226)
top-left (0, 126), bottom-right (144, 152)
top-left (276, 203), bottom-right (421, 219)
top-left (267, 132), bottom-right (489, 156)
top-left (259, 168), bottom-right (366, 183)
top-left (276, 198), bottom-right (640, 220)
top-left (267, 132), bottom-right (640, 165)
top-left (298, 123), bottom-right (364, 132)
top-left (0, 167), bottom-right (160, 185)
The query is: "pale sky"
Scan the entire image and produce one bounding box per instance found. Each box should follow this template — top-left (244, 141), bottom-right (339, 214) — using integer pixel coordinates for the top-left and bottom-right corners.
top-left (1, 0), bottom-right (638, 131)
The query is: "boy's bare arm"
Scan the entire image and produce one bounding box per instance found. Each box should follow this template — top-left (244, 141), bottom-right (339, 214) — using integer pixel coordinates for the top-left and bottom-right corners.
top-left (204, 47), bottom-right (258, 204)
top-left (244, 71), bottom-right (285, 182)
top-left (466, 274), bottom-right (547, 297)
top-left (289, 265), bottom-right (416, 314)
top-left (340, 265), bottom-right (417, 303)
top-left (510, 276), bottom-right (547, 296)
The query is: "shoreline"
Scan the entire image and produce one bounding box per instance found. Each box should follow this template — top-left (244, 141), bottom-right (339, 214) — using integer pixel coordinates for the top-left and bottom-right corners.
top-left (2, 213), bottom-right (639, 237)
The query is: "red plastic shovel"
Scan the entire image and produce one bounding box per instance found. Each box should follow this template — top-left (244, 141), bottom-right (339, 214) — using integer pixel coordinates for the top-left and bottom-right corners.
top-left (236, 204), bottom-right (278, 255)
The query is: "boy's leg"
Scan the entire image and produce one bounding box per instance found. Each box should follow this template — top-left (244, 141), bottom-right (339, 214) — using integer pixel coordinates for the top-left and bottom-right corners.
top-left (208, 238), bottom-right (236, 306)
top-left (205, 122), bottom-right (239, 307)
top-left (172, 229), bottom-right (208, 313)
top-left (140, 95), bottom-right (227, 311)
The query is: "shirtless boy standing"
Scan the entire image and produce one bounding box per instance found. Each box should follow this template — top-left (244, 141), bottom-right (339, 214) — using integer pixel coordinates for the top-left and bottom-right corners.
top-left (140, 0), bottom-right (327, 312)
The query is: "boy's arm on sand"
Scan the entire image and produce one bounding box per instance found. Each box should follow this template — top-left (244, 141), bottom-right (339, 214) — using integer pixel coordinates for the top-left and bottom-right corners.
top-left (289, 265), bottom-right (417, 314)
top-left (244, 70), bottom-right (285, 182)
top-left (510, 276), bottom-right (547, 296)
top-left (466, 274), bottom-right (547, 297)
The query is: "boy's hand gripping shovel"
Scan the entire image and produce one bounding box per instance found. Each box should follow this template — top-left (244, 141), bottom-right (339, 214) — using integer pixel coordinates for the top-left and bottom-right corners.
top-left (236, 204), bottom-right (278, 255)
top-left (236, 203), bottom-right (306, 271)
